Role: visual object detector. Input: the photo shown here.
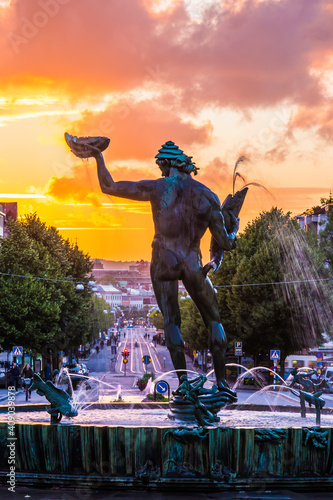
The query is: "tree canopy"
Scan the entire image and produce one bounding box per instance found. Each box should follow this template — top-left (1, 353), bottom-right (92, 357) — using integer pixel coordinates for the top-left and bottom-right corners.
top-left (0, 214), bottom-right (95, 358)
top-left (213, 207), bottom-right (332, 367)
top-left (176, 207), bottom-right (333, 372)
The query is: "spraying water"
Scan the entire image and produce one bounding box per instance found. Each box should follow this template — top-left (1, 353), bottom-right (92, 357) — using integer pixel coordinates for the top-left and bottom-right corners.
top-left (269, 212), bottom-right (333, 348)
top-left (116, 384), bottom-right (122, 401)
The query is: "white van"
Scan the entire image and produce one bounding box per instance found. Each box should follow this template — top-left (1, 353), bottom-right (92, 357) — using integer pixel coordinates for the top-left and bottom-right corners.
top-left (284, 354), bottom-right (318, 378)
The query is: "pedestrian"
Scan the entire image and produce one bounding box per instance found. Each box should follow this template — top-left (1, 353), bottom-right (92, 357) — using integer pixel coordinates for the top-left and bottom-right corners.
top-left (45, 363), bottom-right (51, 381)
top-left (9, 362), bottom-right (20, 391)
top-left (21, 363), bottom-right (33, 399)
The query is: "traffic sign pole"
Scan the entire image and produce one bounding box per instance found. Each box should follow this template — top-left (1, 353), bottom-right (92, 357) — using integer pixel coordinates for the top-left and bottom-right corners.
top-left (235, 342), bottom-right (243, 377)
top-left (273, 359), bottom-right (277, 391)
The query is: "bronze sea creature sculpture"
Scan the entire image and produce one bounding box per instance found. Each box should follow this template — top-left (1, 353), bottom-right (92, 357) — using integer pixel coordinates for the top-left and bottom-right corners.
top-left (30, 373), bottom-right (78, 424)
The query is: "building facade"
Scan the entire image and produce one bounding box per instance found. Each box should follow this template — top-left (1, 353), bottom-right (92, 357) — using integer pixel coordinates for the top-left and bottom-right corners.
top-left (295, 203), bottom-right (332, 234)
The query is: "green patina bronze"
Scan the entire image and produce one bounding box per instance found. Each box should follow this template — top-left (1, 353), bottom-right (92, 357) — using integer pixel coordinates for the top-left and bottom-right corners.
top-left (289, 370), bottom-right (326, 426)
top-left (299, 390), bottom-right (326, 426)
top-left (30, 374), bottom-right (78, 424)
top-left (254, 428), bottom-right (288, 443)
top-left (290, 368), bottom-right (329, 394)
top-left (0, 423), bottom-right (332, 489)
top-left (170, 374), bottom-right (236, 426)
top-left (65, 134), bottom-right (247, 400)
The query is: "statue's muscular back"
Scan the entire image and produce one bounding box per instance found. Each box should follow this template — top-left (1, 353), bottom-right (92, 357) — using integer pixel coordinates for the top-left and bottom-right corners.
top-left (150, 174), bottom-right (217, 259)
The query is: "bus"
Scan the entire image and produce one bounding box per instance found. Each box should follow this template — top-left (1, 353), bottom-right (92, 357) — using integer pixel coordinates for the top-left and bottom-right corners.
top-left (284, 354), bottom-right (318, 378)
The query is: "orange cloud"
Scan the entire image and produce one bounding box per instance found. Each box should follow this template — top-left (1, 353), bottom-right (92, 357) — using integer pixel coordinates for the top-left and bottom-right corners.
top-left (291, 103), bottom-right (333, 142)
top-left (46, 160), bottom-right (157, 205)
top-left (0, 0), bottom-right (332, 113)
top-left (69, 99), bottom-right (213, 161)
top-left (46, 161), bottom-right (102, 206)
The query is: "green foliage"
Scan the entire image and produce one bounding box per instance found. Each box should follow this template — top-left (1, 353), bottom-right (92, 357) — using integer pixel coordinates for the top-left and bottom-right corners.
top-left (0, 214), bottom-right (95, 357)
top-left (91, 295), bottom-right (113, 337)
top-left (213, 207), bottom-right (330, 365)
top-left (146, 393), bottom-right (168, 401)
top-left (320, 206), bottom-right (333, 273)
top-left (148, 310), bottom-right (164, 330)
top-left (320, 193), bottom-right (333, 205)
top-left (136, 372), bottom-right (155, 391)
top-left (179, 297), bottom-right (208, 351)
top-left (139, 372), bottom-right (155, 384)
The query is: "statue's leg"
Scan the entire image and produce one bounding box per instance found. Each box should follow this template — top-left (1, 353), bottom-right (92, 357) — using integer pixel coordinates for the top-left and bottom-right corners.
top-left (182, 267), bottom-right (229, 391)
top-left (151, 275), bottom-right (186, 382)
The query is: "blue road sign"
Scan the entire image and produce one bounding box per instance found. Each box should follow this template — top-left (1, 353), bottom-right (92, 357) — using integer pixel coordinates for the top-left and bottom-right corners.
top-left (142, 355), bottom-right (151, 365)
top-left (12, 346), bottom-right (23, 356)
top-left (156, 381), bottom-right (168, 394)
top-left (235, 341), bottom-right (242, 349)
top-left (315, 351), bottom-right (323, 359)
top-left (235, 348), bottom-right (242, 356)
top-left (270, 350), bottom-right (280, 360)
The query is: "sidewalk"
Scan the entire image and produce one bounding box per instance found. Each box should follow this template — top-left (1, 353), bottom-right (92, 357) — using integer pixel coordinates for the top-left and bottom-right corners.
top-left (154, 342), bottom-right (206, 378)
top-left (0, 387), bottom-right (48, 405)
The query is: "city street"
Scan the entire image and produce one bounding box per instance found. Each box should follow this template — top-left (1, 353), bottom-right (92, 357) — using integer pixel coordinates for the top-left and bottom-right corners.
top-left (2, 325), bottom-right (333, 409)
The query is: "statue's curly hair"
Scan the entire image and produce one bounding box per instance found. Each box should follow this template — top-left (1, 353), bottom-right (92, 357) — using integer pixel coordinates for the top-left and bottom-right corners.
top-left (156, 156), bottom-right (199, 176)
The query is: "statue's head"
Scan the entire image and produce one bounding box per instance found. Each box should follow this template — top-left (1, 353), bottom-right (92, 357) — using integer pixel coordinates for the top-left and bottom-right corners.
top-left (64, 406), bottom-right (78, 418)
top-left (155, 141), bottom-right (199, 177)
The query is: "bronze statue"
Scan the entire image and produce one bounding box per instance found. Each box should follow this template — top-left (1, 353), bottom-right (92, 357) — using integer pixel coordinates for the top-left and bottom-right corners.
top-left (172, 374), bottom-right (217, 426)
top-left (65, 134), bottom-right (246, 394)
top-left (30, 373), bottom-right (78, 424)
top-left (290, 368), bottom-right (329, 394)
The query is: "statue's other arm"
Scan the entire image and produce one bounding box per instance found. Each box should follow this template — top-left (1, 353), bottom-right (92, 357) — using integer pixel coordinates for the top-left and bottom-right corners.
top-left (95, 152), bottom-right (155, 201)
top-left (208, 200), bottom-right (239, 253)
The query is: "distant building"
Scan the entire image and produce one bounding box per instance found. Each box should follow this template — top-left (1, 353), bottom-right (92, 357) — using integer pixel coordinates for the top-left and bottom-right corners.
top-left (295, 202), bottom-right (333, 235)
top-left (122, 288), bottom-right (144, 309)
top-left (93, 259), bottom-right (104, 270)
top-left (91, 259), bottom-right (152, 288)
top-left (95, 285), bottom-right (122, 309)
top-left (0, 202), bottom-right (18, 238)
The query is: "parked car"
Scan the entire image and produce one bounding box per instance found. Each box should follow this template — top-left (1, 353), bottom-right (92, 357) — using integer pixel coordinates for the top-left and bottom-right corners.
top-left (79, 363), bottom-right (89, 377)
top-left (64, 364), bottom-right (86, 389)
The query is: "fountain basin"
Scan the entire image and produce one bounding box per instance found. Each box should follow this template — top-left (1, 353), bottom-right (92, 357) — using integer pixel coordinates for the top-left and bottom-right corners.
top-left (1, 407), bottom-right (333, 491)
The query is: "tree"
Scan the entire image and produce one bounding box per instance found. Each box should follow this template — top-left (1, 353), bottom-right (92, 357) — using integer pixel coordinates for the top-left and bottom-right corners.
top-left (179, 297), bottom-right (208, 351)
top-left (212, 208), bottom-right (331, 374)
top-left (0, 214), bottom-right (94, 366)
top-left (148, 310), bottom-right (164, 330)
top-left (90, 295), bottom-right (113, 338)
top-left (320, 205), bottom-right (333, 273)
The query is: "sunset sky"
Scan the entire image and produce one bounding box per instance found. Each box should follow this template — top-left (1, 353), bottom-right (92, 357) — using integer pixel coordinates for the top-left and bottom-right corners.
top-left (1, 0), bottom-right (333, 262)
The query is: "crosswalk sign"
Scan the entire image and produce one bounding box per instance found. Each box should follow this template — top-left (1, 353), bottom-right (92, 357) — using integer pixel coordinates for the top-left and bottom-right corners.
top-left (12, 346), bottom-right (23, 356)
top-left (270, 350), bottom-right (280, 360)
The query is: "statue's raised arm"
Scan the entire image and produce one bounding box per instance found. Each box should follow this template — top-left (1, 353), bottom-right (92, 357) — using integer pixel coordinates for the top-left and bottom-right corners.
top-left (64, 133), bottom-right (155, 202)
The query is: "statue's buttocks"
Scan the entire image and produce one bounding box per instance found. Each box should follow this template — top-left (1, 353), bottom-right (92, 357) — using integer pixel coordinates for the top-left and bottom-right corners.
top-left (151, 177), bottom-right (213, 252)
